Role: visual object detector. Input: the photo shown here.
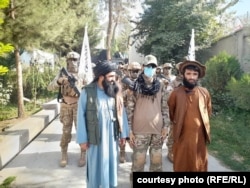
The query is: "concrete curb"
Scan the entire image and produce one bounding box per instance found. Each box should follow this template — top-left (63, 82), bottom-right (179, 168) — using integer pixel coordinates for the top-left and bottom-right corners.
top-left (0, 99), bottom-right (60, 170)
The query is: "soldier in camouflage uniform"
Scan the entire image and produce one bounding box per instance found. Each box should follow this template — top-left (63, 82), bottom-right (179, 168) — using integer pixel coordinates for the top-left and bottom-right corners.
top-left (156, 66), bottom-right (162, 78)
top-left (47, 51), bottom-right (87, 167)
top-left (122, 62), bottom-right (142, 109)
top-left (171, 62), bottom-right (183, 88)
top-left (162, 62), bottom-right (176, 83)
top-left (157, 62), bottom-right (175, 163)
top-left (127, 55), bottom-right (170, 185)
top-left (119, 61), bottom-right (142, 163)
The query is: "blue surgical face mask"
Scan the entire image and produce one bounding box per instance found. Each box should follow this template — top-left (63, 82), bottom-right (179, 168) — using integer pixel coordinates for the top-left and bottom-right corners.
top-left (144, 67), bottom-right (156, 78)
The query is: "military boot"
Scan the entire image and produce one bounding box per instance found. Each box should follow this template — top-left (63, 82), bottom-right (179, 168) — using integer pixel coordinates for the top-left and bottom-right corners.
top-left (60, 151), bottom-right (68, 167)
top-left (119, 149), bottom-right (126, 163)
top-left (78, 150), bottom-right (86, 167)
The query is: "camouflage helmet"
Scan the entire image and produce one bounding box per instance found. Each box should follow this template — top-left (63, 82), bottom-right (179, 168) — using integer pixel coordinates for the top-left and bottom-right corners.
top-left (127, 61), bottom-right (141, 70)
top-left (66, 51), bottom-right (80, 73)
top-left (66, 51), bottom-right (80, 60)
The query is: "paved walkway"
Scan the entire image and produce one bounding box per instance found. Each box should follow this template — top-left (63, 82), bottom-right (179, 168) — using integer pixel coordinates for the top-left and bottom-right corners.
top-left (0, 100), bottom-right (232, 187)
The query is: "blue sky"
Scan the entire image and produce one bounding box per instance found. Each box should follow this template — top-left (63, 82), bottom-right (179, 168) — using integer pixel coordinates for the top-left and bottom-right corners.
top-left (229, 0), bottom-right (250, 15)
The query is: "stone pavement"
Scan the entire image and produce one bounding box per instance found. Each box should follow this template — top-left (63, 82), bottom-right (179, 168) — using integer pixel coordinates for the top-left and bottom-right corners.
top-left (0, 100), bottom-right (232, 187)
top-left (0, 99), bottom-right (60, 170)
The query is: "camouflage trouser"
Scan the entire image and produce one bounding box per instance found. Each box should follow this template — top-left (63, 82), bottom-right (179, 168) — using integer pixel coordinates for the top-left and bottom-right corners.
top-left (166, 123), bottom-right (173, 155)
top-left (130, 134), bottom-right (163, 182)
top-left (59, 102), bottom-right (78, 151)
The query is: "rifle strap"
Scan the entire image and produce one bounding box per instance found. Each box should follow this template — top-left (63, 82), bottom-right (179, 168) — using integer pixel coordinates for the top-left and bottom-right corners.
top-left (57, 86), bottom-right (63, 102)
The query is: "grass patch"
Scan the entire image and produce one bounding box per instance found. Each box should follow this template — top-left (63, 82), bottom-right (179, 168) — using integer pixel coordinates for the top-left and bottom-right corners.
top-left (0, 97), bottom-right (54, 131)
top-left (0, 103), bottom-right (41, 121)
top-left (208, 109), bottom-right (250, 171)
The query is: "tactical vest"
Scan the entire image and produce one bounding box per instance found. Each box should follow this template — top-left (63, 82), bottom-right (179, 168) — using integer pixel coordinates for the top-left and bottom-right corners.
top-left (85, 83), bottom-right (99, 145)
top-left (85, 82), bottom-right (120, 145)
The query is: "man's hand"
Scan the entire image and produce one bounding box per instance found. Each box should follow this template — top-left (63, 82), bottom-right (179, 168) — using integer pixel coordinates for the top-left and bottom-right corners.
top-left (57, 76), bottom-right (69, 85)
top-left (161, 127), bottom-right (168, 140)
top-left (129, 131), bottom-right (136, 148)
top-left (80, 143), bottom-right (89, 150)
top-left (120, 138), bottom-right (126, 146)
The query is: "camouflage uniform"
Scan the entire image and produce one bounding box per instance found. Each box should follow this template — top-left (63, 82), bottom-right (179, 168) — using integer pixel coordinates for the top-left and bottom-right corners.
top-left (127, 55), bottom-right (171, 185)
top-left (127, 80), bottom-right (171, 182)
top-left (59, 102), bottom-right (78, 149)
top-left (119, 62), bottom-right (141, 163)
top-left (156, 66), bottom-right (162, 79)
top-left (47, 51), bottom-right (87, 167)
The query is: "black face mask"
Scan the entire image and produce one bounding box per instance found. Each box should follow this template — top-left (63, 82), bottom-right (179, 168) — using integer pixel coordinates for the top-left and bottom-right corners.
top-left (102, 78), bottom-right (119, 98)
top-left (183, 77), bottom-right (197, 90)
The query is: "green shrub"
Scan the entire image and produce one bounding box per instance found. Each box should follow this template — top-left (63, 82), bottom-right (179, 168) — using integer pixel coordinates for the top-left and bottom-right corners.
top-left (22, 64), bottom-right (59, 101)
top-left (227, 73), bottom-right (250, 111)
top-left (6, 64), bottom-right (59, 104)
top-left (0, 176), bottom-right (16, 188)
top-left (203, 51), bottom-right (243, 112)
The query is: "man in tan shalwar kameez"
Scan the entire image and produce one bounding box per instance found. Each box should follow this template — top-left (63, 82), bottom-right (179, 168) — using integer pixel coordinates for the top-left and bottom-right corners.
top-left (167, 60), bottom-right (212, 172)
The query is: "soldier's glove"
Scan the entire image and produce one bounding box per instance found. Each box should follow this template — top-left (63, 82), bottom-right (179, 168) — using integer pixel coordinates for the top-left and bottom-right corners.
top-left (57, 77), bottom-right (69, 85)
top-left (161, 127), bottom-right (168, 141)
top-left (129, 131), bottom-right (136, 148)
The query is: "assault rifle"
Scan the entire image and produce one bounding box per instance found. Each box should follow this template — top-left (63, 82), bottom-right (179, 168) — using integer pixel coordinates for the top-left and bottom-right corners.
top-left (121, 76), bottom-right (134, 90)
top-left (57, 67), bottom-right (80, 102)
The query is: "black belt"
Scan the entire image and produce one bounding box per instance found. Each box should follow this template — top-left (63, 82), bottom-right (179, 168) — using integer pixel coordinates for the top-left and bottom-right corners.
top-left (62, 100), bottom-right (78, 105)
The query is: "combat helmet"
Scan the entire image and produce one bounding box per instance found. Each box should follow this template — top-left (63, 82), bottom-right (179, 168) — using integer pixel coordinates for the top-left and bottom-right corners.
top-left (66, 51), bottom-right (80, 73)
top-left (66, 51), bottom-right (80, 60)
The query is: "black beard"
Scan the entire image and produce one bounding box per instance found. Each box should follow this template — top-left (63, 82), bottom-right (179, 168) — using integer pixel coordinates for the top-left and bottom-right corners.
top-left (183, 77), bottom-right (197, 90)
top-left (102, 79), bottom-right (119, 98)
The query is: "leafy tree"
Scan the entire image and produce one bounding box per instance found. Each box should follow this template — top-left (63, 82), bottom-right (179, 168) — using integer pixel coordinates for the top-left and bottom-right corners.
top-left (0, 65), bottom-right (8, 75)
top-left (0, 0), bottom-right (13, 76)
top-left (99, 0), bottom-right (140, 60)
top-left (0, 0), bottom-right (13, 107)
top-left (130, 0), bottom-right (240, 63)
top-left (0, 43), bottom-right (13, 56)
top-left (40, 0), bottom-right (100, 55)
top-left (1, 0), bottom-right (58, 117)
top-left (0, 0), bottom-right (99, 118)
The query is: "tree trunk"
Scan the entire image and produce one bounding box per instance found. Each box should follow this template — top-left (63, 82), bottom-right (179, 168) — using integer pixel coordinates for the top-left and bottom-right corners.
top-left (106, 0), bottom-right (113, 61)
top-left (15, 47), bottom-right (25, 118)
top-left (111, 12), bottom-right (120, 50)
